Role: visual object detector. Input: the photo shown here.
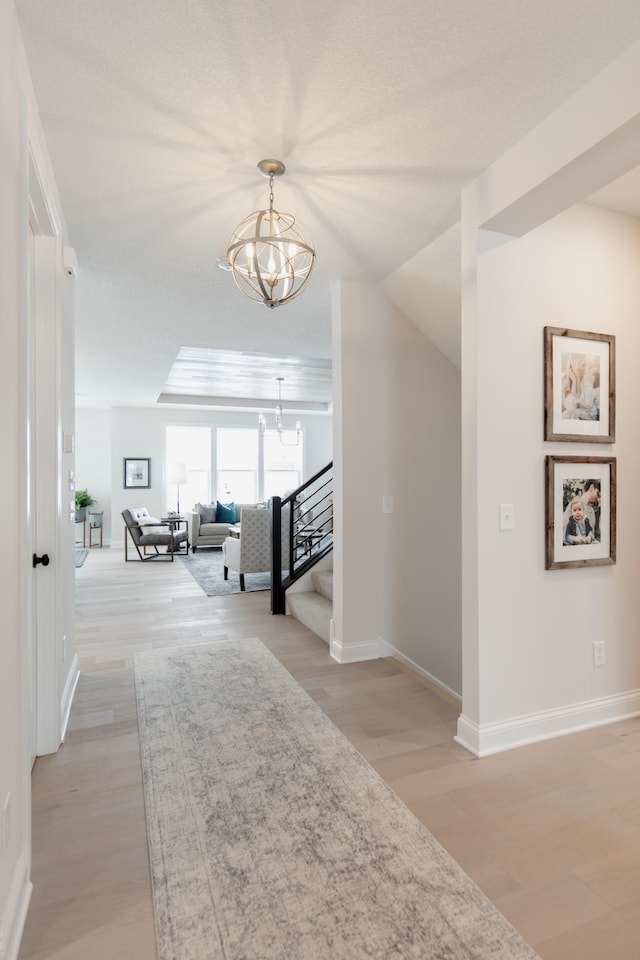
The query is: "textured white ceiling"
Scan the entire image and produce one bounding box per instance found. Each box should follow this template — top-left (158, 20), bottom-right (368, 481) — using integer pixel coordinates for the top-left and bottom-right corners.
top-left (15, 0), bottom-right (640, 407)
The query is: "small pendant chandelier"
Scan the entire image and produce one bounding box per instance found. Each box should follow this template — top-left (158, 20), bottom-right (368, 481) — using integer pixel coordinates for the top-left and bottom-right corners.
top-left (226, 159), bottom-right (316, 309)
top-left (258, 377), bottom-right (301, 445)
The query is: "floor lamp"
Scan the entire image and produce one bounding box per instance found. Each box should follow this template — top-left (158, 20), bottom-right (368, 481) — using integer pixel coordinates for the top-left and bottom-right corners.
top-left (174, 463), bottom-right (187, 515)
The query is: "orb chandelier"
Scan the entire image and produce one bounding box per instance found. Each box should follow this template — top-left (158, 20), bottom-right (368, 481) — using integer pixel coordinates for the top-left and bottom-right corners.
top-left (258, 377), bottom-right (301, 445)
top-left (226, 159), bottom-right (316, 309)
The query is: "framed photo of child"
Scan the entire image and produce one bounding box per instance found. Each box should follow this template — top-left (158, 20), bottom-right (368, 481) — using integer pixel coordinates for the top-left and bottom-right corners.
top-left (545, 456), bottom-right (616, 570)
top-left (544, 327), bottom-right (615, 442)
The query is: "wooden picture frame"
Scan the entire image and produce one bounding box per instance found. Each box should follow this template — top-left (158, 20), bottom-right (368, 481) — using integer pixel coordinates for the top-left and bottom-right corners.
top-left (545, 456), bottom-right (616, 570)
top-left (544, 327), bottom-right (615, 442)
top-left (124, 457), bottom-right (151, 489)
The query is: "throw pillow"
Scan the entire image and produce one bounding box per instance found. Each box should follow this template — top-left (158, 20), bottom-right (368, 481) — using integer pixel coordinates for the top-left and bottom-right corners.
top-left (196, 502), bottom-right (217, 523)
top-left (137, 516), bottom-right (165, 535)
top-left (216, 501), bottom-right (236, 523)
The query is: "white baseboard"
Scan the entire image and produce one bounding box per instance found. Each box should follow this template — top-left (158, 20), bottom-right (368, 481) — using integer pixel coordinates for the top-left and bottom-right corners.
top-left (456, 688), bottom-right (640, 757)
top-left (380, 641), bottom-right (461, 702)
top-left (60, 654), bottom-right (80, 742)
top-left (330, 636), bottom-right (382, 663)
top-left (0, 852), bottom-right (32, 960)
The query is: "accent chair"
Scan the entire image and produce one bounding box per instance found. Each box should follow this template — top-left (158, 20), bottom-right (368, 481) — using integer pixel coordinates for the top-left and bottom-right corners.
top-left (122, 507), bottom-right (188, 561)
top-left (222, 508), bottom-right (271, 590)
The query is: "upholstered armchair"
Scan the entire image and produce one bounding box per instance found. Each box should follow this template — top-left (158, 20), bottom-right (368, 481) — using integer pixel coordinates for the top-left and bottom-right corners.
top-left (122, 507), bottom-right (188, 561)
top-left (222, 508), bottom-right (271, 590)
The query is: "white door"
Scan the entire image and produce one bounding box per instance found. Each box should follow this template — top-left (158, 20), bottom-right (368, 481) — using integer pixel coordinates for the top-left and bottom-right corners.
top-left (26, 218), bottom-right (37, 766)
top-left (28, 148), bottom-right (61, 758)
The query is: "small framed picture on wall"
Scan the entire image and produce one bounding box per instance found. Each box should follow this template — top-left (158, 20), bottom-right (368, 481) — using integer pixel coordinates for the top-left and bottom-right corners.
top-left (545, 455), bottom-right (616, 570)
top-left (124, 457), bottom-right (151, 489)
top-left (544, 327), bottom-right (615, 442)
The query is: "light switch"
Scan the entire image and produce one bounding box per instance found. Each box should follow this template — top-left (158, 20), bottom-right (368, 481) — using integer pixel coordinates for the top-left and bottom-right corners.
top-left (499, 503), bottom-right (514, 531)
top-left (382, 496), bottom-right (393, 514)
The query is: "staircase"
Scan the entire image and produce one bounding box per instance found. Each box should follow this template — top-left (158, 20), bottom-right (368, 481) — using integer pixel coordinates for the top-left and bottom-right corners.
top-left (271, 461), bottom-right (333, 615)
top-left (286, 565), bottom-right (333, 644)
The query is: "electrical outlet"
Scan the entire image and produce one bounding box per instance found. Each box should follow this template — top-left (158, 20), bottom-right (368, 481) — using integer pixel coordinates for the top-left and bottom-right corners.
top-left (382, 496), bottom-right (393, 514)
top-left (593, 640), bottom-right (606, 667)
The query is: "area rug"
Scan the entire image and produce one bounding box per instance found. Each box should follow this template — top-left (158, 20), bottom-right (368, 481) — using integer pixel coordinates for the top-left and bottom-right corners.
top-left (134, 640), bottom-right (540, 960)
top-left (75, 549), bottom-right (88, 568)
top-left (178, 548), bottom-right (270, 596)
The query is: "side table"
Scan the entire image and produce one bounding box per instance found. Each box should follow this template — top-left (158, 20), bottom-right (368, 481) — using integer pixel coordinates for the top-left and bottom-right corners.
top-left (161, 516), bottom-right (189, 554)
top-left (75, 518), bottom-right (86, 548)
top-left (88, 510), bottom-right (103, 548)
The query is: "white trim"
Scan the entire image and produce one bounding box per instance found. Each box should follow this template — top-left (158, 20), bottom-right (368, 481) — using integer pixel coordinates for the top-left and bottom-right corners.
top-left (330, 636), bottom-right (382, 663)
top-left (33, 232), bottom-right (62, 758)
top-left (0, 852), bottom-right (32, 960)
top-left (60, 655), bottom-right (80, 742)
top-left (380, 641), bottom-right (461, 702)
top-left (456, 688), bottom-right (640, 757)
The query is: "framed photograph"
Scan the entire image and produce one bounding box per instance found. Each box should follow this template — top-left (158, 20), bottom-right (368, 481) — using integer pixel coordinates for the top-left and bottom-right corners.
top-left (545, 456), bottom-right (616, 570)
top-left (124, 457), bottom-right (150, 489)
top-left (544, 327), bottom-right (615, 442)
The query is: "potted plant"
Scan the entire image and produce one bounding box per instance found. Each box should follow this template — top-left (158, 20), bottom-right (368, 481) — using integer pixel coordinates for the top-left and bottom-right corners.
top-left (75, 488), bottom-right (96, 522)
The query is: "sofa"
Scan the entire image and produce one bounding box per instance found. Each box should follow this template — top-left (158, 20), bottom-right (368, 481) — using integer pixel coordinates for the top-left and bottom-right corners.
top-left (188, 501), bottom-right (265, 551)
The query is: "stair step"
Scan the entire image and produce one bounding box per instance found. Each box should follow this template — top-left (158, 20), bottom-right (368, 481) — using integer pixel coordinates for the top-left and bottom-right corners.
top-left (287, 591), bottom-right (332, 644)
top-left (311, 570), bottom-right (333, 602)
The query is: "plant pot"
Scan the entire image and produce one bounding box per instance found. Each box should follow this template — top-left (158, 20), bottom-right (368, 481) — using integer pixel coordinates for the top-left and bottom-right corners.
top-left (75, 507), bottom-right (87, 522)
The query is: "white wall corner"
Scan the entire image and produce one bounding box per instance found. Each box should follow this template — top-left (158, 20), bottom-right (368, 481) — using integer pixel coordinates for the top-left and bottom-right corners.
top-left (330, 636), bottom-right (384, 664)
top-left (0, 852), bottom-right (32, 960)
top-left (457, 689), bottom-right (640, 758)
top-left (60, 654), bottom-right (80, 742)
top-left (380, 640), bottom-right (462, 702)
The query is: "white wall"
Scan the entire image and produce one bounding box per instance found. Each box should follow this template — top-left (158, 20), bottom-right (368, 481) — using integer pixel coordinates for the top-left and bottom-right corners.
top-left (0, 6), bottom-right (29, 952)
top-left (75, 408), bottom-right (112, 542)
top-left (75, 405), bottom-right (332, 545)
top-left (474, 205), bottom-right (640, 733)
top-left (460, 37), bottom-right (640, 756)
top-left (332, 280), bottom-right (462, 695)
top-left (1, 3), bottom-right (76, 955)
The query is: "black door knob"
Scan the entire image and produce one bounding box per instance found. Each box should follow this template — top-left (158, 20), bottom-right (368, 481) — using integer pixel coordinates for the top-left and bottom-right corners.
top-left (33, 553), bottom-right (50, 568)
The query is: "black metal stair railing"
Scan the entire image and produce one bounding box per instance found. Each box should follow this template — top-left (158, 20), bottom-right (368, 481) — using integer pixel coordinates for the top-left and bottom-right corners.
top-left (270, 461), bottom-right (333, 614)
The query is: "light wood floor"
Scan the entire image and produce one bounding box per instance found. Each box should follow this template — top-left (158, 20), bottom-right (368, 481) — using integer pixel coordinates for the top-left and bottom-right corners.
top-left (19, 546), bottom-right (640, 959)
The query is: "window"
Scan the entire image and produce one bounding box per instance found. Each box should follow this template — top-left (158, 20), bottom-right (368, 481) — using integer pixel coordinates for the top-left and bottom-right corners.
top-left (165, 424), bottom-right (304, 510)
top-left (165, 426), bottom-right (211, 512)
top-left (217, 428), bottom-right (258, 503)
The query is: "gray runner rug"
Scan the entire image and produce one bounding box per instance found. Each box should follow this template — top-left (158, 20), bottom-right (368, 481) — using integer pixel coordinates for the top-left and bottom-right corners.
top-left (134, 640), bottom-right (540, 960)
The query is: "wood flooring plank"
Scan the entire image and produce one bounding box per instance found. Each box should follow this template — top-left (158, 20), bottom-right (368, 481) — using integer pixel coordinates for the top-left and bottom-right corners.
top-left (18, 545), bottom-right (640, 960)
